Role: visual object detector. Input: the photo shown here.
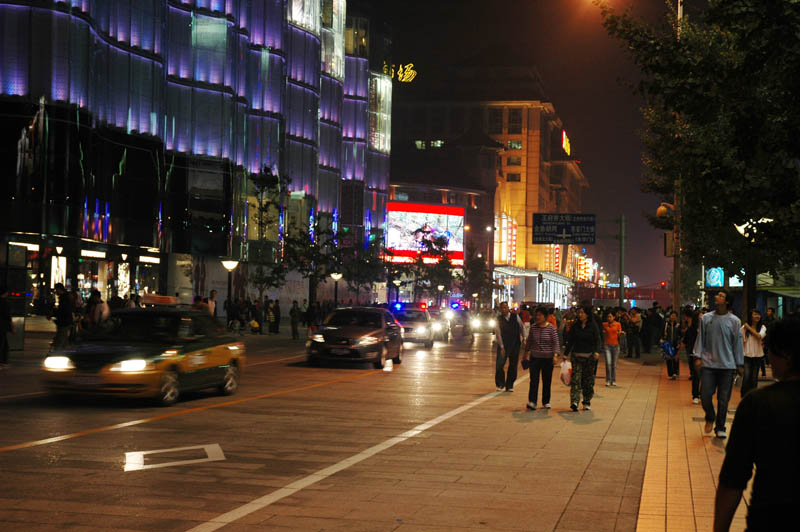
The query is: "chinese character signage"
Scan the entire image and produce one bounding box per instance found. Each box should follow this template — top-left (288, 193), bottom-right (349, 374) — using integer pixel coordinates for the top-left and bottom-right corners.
top-left (532, 213), bottom-right (595, 244)
top-left (383, 61), bottom-right (417, 82)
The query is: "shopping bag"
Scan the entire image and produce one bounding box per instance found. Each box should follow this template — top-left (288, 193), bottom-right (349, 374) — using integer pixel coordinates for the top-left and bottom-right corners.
top-left (659, 340), bottom-right (676, 360)
top-left (560, 359), bottom-right (572, 386)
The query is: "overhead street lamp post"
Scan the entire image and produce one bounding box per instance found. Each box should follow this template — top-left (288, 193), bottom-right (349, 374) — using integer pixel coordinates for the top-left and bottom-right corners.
top-left (392, 278), bottom-right (402, 303)
top-left (330, 272), bottom-right (343, 308)
top-left (221, 259), bottom-right (239, 318)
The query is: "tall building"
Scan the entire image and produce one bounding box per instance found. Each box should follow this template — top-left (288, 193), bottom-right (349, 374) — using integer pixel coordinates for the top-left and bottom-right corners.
top-left (393, 63), bottom-right (587, 307)
top-left (0, 0), bottom-right (391, 306)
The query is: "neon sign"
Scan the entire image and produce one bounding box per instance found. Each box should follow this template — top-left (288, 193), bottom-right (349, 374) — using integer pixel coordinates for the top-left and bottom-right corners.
top-left (383, 62), bottom-right (417, 82)
top-left (562, 130), bottom-right (571, 156)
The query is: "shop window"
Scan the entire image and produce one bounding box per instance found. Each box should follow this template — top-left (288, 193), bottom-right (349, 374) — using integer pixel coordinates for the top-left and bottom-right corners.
top-left (414, 140), bottom-right (426, 150)
top-left (430, 139), bottom-right (444, 148)
top-left (507, 173), bottom-right (521, 182)
top-left (507, 156), bottom-right (521, 166)
top-left (508, 108), bottom-right (523, 134)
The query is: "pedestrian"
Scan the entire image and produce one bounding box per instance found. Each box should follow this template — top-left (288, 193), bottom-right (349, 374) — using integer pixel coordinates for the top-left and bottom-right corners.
top-left (492, 301), bottom-right (524, 392)
top-left (602, 311), bottom-right (624, 386)
top-left (87, 290), bottom-right (110, 329)
top-left (740, 309), bottom-right (766, 398)
top-left (680, 309), bottom-right (701, 403)
top-left (208, 289), bottom-right (217, 317)
top-left (192, 295), bottom-right (209, 312)
top-left (563, 304), bottom-right (602, 411)
top-left (0, 286), bottom-right (14, 369)
top-left (300, 298), bottom-right (308, 327)
top-left (713, 316), bottom-right (800, 532)
top-left (47, 283), bottom-right (74, 349)
top-left (662, 310), bottom-right (682, 379)
top-left (290, 300), bottom-right (301, 340)
top-left (694, 289), bottom-right (744, 439)
top-left (523, 306), bottom-right (560, 410)
top-left (271, 299), bottom-right (281, 334)
top-left (761, 306), bottom-right (776, 377)
top-left (627, 308), bottom-right (642, 358)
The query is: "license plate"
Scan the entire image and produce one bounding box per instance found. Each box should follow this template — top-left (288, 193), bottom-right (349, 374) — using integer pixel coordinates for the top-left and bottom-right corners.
top-left (71, 375), bottom-right (102, 386)
top-left (331, 348), bottom-right (351, 355)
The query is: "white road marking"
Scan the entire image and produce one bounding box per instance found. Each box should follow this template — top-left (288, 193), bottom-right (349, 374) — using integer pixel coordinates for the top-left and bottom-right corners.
top-left (0, 391), bottom-right (46, 401)
top-left (125, 443), bottom-right (225, 472)
top-left (186, 373), bottom-right (531, 532)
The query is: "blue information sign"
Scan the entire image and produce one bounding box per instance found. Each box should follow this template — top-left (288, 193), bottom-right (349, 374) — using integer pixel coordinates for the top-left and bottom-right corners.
top-left (532, 213), bottom-right (596, 244)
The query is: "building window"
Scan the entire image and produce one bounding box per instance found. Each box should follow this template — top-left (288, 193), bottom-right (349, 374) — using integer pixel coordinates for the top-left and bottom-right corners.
top-left (506, 139), bottom-right (522, 150)
top-left (508, 108), bottom-right (522, 134)
top-left (507, 173), bottom-right (521, 182)
top-left (507, 156), bottom-right (521, 166)
top-left (415, 140), bottom-right (426, 150)
top-left (488, 108), bottom-right (503, 134)
top-left (430, 139), bottom-right (444, 148)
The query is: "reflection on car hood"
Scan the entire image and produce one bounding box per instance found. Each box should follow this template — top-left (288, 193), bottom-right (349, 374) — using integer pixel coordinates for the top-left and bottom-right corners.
top-left (320, 326), bottom-right (381, 339)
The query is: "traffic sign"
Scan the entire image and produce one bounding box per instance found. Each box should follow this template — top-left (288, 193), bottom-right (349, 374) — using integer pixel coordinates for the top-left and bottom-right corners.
top-left (532, 213), bottom-right (596, 244)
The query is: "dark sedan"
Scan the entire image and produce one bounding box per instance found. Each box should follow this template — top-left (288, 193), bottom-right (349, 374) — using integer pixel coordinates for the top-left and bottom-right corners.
top-left (306, 307), bottom-right (404, 368)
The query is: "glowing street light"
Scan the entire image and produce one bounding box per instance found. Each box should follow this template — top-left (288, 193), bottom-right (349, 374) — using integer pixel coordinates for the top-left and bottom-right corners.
top-left (330, 272), bottom-right (343, 307)
top-left (221, 259), bottom-right (239, 313)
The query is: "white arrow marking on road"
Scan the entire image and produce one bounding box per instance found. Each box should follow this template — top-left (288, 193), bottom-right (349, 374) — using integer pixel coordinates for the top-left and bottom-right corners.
top-left (124, 443), bottom-right (225, 472)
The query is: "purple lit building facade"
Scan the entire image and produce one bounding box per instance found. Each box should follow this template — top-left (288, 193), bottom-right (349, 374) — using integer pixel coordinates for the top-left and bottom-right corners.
top-left (0, 0), bottom-right (391, 303)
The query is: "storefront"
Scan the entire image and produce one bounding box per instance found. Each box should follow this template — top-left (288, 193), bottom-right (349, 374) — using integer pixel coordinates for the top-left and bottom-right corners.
top-left (493, 265), bottom-right (573, 310)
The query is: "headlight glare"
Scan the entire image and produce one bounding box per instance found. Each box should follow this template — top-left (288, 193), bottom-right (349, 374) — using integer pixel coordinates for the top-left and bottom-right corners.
top-left (358, 336), bottom-right (379, 346)
top-left (445, 310), bottom-right (454, 320)
top-left (311, 334), bottom-right (325, 342)
top-left (43, 356), bottom-right (74, 370)
top-left (471, 319), bottom-right (481, 328)
top-left (416, 326), bottom-right (427, 335)
top-left (488, 319), bottom-right (497, 327)
top-left (110, 359), bottom-right (149, 372)
top-left (432, 322), bottom-right (442, 332)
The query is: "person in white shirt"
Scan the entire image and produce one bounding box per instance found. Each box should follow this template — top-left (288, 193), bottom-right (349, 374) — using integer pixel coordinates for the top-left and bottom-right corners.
top-left (740, 308), bottom-right (766, 398)
top-left (208, 290), bottom-right (217, 317)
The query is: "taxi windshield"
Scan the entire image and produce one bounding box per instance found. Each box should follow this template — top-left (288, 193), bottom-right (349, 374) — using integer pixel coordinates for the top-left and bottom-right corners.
top-left (394, 310), bottom-right (427, 322)
top-left (85, 314), bottom-right (182, 343)
top-left (324, 311), bottom-right (382, 328)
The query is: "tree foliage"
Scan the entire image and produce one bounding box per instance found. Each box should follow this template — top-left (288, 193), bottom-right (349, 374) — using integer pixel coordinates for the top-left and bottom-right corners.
top-left (457, 244), bottom-right (495, 306)
top-left (248, 167), bottom-right (290, 299)
top-left (598, 0), bottom-right (800, 280)
top-left (340, 228), bottom-right (386, 304)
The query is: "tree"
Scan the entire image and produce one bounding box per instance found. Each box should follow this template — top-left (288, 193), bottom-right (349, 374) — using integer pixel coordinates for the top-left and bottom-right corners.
top-left (248, 167), bottom-right (290, 300)
top-left (403, 226), bottom-right (455, 303)
top-left (457, 244), bottom-right (495, 308)
top-left (598, 0), bottom-right (800, 310)
top-left (341, 228), bottom-right (386, 304)
top-left (284, 227), bottom-right (339, 305)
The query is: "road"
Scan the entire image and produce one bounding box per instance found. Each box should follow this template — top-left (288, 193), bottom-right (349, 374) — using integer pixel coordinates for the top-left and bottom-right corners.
top-left (0, 332), bottom-right (657, 532)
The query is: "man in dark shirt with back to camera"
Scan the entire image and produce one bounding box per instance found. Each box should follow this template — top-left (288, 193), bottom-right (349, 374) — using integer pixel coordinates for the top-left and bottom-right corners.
top-left (714, 316), bottom-right (800, 532)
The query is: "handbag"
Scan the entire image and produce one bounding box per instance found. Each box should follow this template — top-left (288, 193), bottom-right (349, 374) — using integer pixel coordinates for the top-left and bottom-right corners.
top-left (560, 360), bottom-right (572, 386)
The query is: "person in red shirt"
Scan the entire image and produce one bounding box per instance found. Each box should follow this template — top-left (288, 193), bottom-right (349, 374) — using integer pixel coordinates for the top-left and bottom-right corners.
top-left (602, 311), bottom-right (624, 386)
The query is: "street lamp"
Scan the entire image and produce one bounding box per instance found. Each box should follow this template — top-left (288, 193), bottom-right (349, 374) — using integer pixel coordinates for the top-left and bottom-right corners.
top-left (330, 272), bottom-right (343, 307)
top-left (221, 259), bottom-right (239, 315)
top-left (656, 202), bottom-right (680, 311)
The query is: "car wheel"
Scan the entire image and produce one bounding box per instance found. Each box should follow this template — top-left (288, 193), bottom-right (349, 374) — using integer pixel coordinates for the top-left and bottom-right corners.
top-left (159, 371), bottom-right (180, 406)
top-left (373, 346), bottom-right (387, 369)
top-left (218, 364), bottom-right (239, 396)
top-left (392, 342), bottom-right (404, 364)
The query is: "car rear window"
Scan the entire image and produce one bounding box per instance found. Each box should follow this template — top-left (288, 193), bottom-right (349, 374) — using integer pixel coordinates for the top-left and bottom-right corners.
top-left (394, 310), bottom-right (427, 322)
top-left (324, 311), bottom-right (382, 328)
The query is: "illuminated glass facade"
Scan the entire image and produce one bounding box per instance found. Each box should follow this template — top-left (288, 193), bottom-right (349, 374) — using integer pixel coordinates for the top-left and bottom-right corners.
top-left (1, 0), bottom-right (390, 296)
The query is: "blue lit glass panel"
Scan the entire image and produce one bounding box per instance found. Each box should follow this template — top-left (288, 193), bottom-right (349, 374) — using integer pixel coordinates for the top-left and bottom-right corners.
top-left (342, 139), bottom-right (365, 181)
top-left (0, 6), bottom-right (31, 96)
top-left (344, 56), bottom-right (368, 98)
top-left (192, 14), bottom-right (227, 85)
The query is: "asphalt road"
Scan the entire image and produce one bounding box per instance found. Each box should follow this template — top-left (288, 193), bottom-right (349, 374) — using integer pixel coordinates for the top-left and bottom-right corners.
top-left (0, 331), bottom-right (655, 531)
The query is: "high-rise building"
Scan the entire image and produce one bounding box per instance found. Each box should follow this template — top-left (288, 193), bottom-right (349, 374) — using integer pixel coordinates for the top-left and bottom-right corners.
top-left (0, 0), bottom-right (391, 306)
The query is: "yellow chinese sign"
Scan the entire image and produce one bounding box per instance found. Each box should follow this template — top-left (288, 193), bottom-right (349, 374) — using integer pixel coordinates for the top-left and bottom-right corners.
top-left (561, 130), bottom-right (571, 156)
top-left (383, 61), bottom-right (417, 82)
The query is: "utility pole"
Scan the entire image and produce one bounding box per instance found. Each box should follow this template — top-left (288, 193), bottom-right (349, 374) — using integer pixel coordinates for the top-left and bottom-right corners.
top-left (673, 180), bottom-right (681, 311)
top-left (619, 214), bottom-right (626, 308)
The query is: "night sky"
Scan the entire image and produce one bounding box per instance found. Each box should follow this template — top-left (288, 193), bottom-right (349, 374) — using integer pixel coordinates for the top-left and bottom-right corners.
top-left (385, 0), bottom-right (679, 286)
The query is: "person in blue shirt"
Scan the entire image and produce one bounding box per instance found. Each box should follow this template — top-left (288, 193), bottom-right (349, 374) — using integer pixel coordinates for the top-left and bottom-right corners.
top-left (694, 289), bottom-right (745, 439)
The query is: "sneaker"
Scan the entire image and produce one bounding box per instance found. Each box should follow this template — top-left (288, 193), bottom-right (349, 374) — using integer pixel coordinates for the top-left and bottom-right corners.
top-left (526, 402), bottom-right (537, 410)
top-left (669, 375), bottom-right (677, 380)
top-left (544, 403), bottom-right (551, 409)
top-left (704, 421), bottom-right (714, 433)
top-left (692, 397), bottom-right (700, 404)
top-left (715, 429), bottom-right (727, 439)
top-left (582, 403), bottom-right (591, 411)
top-left (506, 388), bottom-right (514, 393)
top-left (496, 386), bottom-right (504, 392)
top-left (570, 404), bottom-right (578, 412)
top-left (605, 382), bottom-right (610, 387)
top-left (611, 382), bottom-right (617, 387)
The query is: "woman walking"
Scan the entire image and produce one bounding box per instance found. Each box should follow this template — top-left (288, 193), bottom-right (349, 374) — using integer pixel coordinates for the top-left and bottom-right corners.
top-left (740, 309), bottom-right (766, 398)
top-left (602, 311), bottom-right (624, 386)
top-left (563, 305), bottom-right (602, 411)
top-left (523, 306), bottom-right (561, 410)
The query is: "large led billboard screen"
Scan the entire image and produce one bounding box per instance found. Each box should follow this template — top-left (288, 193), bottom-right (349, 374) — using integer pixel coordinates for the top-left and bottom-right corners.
top-left (386, 202), bottom-right (465, 265)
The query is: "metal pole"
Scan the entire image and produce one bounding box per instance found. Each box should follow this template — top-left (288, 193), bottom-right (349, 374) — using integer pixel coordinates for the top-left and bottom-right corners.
top-left (334, 280), bottom-right (338, 307)
top-left (673, 180), bottom-right (680, 311)
top-left (619, 214), bottom-right (626, 308)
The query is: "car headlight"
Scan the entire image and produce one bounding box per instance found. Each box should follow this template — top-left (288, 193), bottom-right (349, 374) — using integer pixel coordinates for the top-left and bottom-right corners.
top-left (445, 310), bottom-right (454, 320)
top-left (416, 326), bottom-right (428, 335)
top-left (311, 334), bottom-right (325, 343)
top-left (432, 322), bottom-right (442, 332)
top-left (109, 359), bottom-right (151, 372)
top-left (357, 336), bottom-right (379, 346)
top-left (471, 319), bottom-right (481, 328)
top-left (43, 356), bottom-right (74, 370)
top-left (488, 319), bottom-right (497, 327)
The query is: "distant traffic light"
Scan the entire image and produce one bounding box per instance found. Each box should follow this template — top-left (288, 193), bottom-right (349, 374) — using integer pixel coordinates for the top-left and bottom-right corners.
top-left (660, 280), bottom-right (667, 288)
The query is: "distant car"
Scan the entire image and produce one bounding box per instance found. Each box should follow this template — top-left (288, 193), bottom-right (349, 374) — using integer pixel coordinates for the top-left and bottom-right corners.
top-left (41, 308), bottom-right (245, 406)
top-left (392, 306), bottom-right (434, 348)
top-left (469, 311), bottom-right (498, 333)
top-left (307, 307), bottom-right (403, 368)
top-left (427, 308), bottom-right (450, 341)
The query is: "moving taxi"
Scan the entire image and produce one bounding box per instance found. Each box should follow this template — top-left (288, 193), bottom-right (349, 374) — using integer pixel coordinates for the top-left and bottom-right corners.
top-left (41, 307), bottom-right (245, 406)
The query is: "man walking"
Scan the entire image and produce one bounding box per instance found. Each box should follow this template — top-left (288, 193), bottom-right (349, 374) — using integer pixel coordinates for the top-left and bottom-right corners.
top-left (492, 302), bottom-right (524, 392)
top-left (208, 290), bottom-right (217, 317)
top-left (289, 300), bottom-right (301, 340)
top-left (47, 283), bottom-right (74, 350)
top-left (694, 290), bottom-right (744, 439)
top-left (0, 286), bottom-right (14, 369)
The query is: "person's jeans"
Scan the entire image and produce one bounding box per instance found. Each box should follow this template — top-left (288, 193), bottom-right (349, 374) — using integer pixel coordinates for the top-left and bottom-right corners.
top-left (528, 357), bottom-right (554, 405)
top-left (741, 357), bottom-right (762, 398)
top-left (570, 356), bottom-right (596, 406)
top-left (701, 368), bottom-right (736, 432)
top-left (666, 356), bottom-right (680, 377)
top-left (627, 333), bottom-right (641, 358)
top-left (604, 344), bottom-right (619, 383)
top-left (496, 345), bottom-right (520, 390)
top-left (689, 357), bottom-right (701, 399)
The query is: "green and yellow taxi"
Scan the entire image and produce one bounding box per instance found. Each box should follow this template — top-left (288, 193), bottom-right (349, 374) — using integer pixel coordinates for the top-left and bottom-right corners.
top-left (41, 307), bottom-right (245, 406)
